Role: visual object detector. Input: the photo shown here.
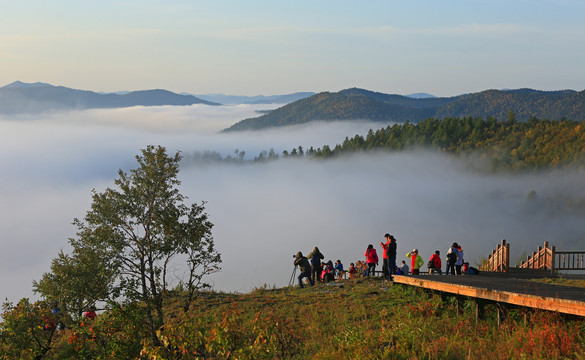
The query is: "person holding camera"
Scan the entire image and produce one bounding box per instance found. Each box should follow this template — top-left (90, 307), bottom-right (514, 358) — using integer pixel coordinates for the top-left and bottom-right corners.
top-left (294, 251), bottom-right (314, 288)
top-left (406, 248), bottom-right (424, 275)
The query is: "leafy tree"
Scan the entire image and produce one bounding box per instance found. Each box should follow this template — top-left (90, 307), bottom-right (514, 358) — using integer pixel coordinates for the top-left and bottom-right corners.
top-left (33, 246), bottom-right (117, 319)
top-left (507, 110), bottom-right (517, 124)
top-left (0, 299), bottom-right (59, 359)
top-left (35, 145), bottom-right (221, 345)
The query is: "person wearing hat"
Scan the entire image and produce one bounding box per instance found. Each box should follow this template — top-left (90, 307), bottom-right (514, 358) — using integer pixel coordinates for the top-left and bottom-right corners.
top-left (406, 248), bottom-right (424, 275)
top-left (293, 251), bottom-right (314, 288)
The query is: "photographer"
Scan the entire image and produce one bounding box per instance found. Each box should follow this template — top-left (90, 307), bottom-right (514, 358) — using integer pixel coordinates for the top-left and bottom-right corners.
top-left (294, 251), bottom-right (314, 288)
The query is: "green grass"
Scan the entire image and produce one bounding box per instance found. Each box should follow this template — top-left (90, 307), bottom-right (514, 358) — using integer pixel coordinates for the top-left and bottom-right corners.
top-left (12, 277), bottom-right (585, 359)
top-left (530, 277), bottom-right (585, 288)
top-left (139, 277), bottom-right (585, 359)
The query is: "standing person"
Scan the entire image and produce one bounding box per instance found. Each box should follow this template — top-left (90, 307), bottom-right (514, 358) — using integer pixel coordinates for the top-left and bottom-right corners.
top-left (51, 301), bottom-right (65, 330)
top-left (364, 244), bottom-right (379, 277)
top-left (446, 242), bottom-right (458, 275)
top-left (380, 237), bottom-right (390, 278)
top-left (294, 251), bottom-right (314, 288)
top-left (455, 245), bottom-right (464, 275)
top-left (308, 246), bottom-right (325, 285)
top-left (334, 259), bottom-right (345, 280)
top-left (386, 234), bottom-right (397, 276)
top-left (406, 249), bottom-right (424, 275)
top-left (428, 250), bottom-right (442, 275)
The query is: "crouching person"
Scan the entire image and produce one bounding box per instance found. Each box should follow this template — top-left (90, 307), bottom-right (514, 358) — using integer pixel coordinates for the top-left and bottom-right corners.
top-left (294, 251), bottom-right (314, 288)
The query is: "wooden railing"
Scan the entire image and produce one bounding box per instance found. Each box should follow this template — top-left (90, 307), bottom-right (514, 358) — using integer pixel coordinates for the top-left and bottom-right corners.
top-left (553, 250), bottom-right (585, 271)
top-left (520, 241), bottom-right (585, 273)
top-left (484, 239), bottom-right (510, 272)
top-left (520, 241), bottom-right (553, 271)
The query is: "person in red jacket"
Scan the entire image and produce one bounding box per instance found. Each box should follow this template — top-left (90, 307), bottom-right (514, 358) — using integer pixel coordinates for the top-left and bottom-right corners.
top-left (364, 244), bottom-right (379, 277)
top-left (380, 237), bottom-right (390, 278)
top-left (83, 306), bottom-right (97, 320)
top-left (428, 250), bottom-right (442, 275)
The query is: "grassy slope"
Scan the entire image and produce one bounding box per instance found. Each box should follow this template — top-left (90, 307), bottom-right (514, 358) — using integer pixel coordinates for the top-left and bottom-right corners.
top-left (32, 276), bottom-right (585, 359)
top-left (142, 277), bottom-right (585, 359)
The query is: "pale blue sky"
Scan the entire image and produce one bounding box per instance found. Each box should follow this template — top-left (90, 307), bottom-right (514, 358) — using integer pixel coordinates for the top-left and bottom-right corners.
top-left (1, 0), bottom-right (584, 96)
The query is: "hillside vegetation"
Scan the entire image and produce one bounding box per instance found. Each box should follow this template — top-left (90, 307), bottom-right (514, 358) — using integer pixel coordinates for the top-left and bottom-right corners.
top-left (3, 277), bottom-right (584, 359)
top-left (212, 117), bottom-right (585, 173)
top-left (223, 88), bottom-right (585, 132)
top-left (310, 117), bottom-right (585, 171)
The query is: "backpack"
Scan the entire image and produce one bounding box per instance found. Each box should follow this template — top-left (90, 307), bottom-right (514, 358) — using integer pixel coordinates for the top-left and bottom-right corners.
top-left (467, 266), bottom-right (480, 275)
top-left (447, 250), bottom-right (457, 263)
top-left (310, 252), bottom-right (321, 266)
top-left (427, 259), bottom-right (435, 268)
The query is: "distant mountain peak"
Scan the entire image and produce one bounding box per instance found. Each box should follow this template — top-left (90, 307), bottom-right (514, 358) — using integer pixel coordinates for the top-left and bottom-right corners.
top-left (0, 82), bottom-right (219, 114)
top-left (3, 81), bottom-right (53, 89)
top-left (223, 87), bottom-right (585, 132)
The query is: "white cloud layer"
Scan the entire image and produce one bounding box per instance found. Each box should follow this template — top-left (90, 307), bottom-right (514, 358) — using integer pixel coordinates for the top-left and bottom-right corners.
top-left (1, 104), bottom-right (584, 302)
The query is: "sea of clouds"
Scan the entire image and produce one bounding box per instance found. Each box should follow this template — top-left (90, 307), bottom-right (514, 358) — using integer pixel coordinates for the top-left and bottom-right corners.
top-left (1, 104), bottom-right (584, 302)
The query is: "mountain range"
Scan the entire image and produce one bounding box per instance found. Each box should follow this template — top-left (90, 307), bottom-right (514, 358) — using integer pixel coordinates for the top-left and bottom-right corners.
top-left (191, 92), bottom-right (315, 105)
top-left (223, 88), bottom-right (585, 132)
top-left (0, 81), bottom-right (219, 114)
top-left (3, 82), bottom-right (584, 132)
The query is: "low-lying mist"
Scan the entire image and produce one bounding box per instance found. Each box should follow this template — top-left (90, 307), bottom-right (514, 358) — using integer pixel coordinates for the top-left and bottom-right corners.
top-left (1, 104), bottom-right (584, 301)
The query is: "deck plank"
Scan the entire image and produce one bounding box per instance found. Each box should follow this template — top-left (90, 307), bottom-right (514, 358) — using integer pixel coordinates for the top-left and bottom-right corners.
top-left (393, 273), bottom-right (585, 317)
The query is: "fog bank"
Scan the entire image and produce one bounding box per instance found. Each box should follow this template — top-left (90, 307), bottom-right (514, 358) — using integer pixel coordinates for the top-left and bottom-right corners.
top-left (1, 104), bottom-right (584, 301)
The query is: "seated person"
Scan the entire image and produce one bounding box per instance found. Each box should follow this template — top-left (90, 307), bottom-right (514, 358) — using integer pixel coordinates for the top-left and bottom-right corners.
top-left (399, 260), bottom-right (409, 275)
top-left (348, 263), bottom-right (358, 279)
top-left (321, 261), bottom-right (335, 282)
top-left (334, 259), bottom-right (345, 280)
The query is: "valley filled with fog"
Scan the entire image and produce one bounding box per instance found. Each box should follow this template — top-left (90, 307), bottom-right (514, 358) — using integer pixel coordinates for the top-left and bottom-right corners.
top-left (1, 104), bottom-right (584, 301)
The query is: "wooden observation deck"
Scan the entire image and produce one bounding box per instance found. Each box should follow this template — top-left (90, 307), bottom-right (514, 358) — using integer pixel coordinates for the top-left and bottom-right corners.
top-left (392, 240), bottom-right (585, 317)
top-left (393, 270), bottom-right (585, 317)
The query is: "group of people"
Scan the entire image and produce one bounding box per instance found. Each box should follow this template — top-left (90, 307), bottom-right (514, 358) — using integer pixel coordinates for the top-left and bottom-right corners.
top-left (363, 233), bottom-right (398, 278)
top-left (44, 302), bottom-right (97, 331)
top-left (294, 236), bottom-right (476, 287)
top-left (425, 242), bottom-right (471, 275)
top-left (294, 247), bottom-right (350, 287)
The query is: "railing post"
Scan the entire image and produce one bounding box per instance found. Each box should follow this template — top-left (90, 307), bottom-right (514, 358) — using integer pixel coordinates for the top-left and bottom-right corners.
top-left (492, 249), bottom-right (496, 271)
top-left (544, 242), bottom-right (548, 271)
top-left (497, 243), bottom-right (501, 271)
top-left (505, 241), bottom-right (510, 272)
top-left (551, 245), bottom-right (555, 275)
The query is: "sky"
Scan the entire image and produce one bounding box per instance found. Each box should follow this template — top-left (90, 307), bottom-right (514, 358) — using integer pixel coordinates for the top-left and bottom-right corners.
top-left (1, 0), bottom-right (585, 303)
top-left (1, 105), bottom-right (585, 302)
top-left (1, 0), bottom-right (585, 97)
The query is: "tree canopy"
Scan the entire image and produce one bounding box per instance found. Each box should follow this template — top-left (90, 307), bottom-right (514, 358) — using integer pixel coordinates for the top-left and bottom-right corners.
top-left (33, 145), bottom-right (221, 345)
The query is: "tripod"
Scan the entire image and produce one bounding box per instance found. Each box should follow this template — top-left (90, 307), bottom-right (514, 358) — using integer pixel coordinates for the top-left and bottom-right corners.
top-left (288, 265), bottom-right (297, 287)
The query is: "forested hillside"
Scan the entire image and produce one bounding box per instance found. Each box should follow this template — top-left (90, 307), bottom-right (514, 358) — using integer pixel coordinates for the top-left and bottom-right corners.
top-left (223, 88), bottom-right (585, 132)
top-left (233, 117), bottom-right (585, 172)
